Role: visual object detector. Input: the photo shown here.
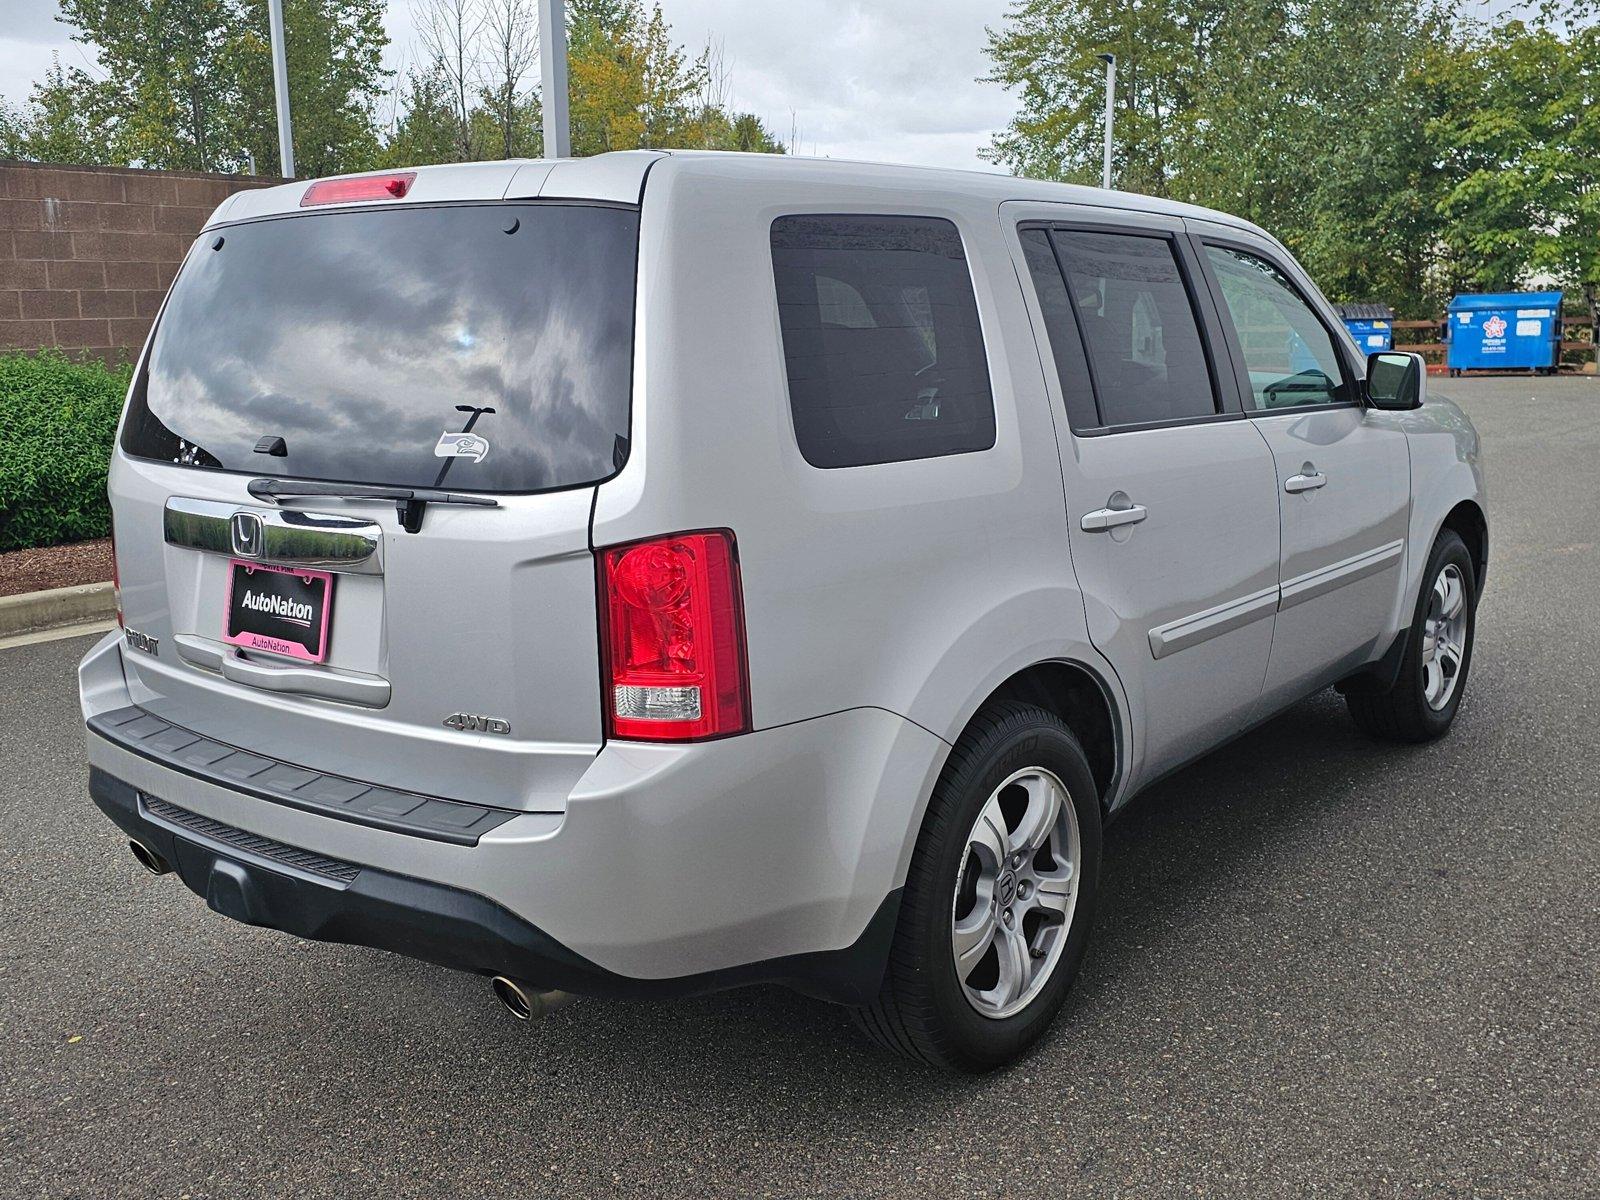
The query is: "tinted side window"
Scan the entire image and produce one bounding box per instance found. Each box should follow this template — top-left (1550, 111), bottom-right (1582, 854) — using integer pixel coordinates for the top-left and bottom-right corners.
top-left (1018, 227), bottom-right (1099, 431)
top-left (1205, 245), bottom-right (1349, 411)
top-left (771, 215), bottom-right (995, 468)
top-left (1050, 231), bottom-right (1217, 427)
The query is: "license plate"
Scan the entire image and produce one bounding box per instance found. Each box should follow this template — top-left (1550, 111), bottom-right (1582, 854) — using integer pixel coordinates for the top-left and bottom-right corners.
top-left (223, 560), bottom-right (334, 663)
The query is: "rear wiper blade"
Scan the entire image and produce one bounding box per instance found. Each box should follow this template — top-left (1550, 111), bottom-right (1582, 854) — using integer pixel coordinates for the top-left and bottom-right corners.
top-left (247, 477), bottom-right (499, 534)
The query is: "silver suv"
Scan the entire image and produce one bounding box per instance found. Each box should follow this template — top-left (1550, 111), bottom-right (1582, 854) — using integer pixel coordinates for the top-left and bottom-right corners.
top-left (80, 151), bottom-right (1486, 1071)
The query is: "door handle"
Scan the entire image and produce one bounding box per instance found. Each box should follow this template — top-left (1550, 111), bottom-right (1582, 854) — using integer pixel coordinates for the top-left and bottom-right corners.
top-left (1284, 471), bottom-right (1326, 494)
top-left (1081, 503), bottom-right (1148, 532)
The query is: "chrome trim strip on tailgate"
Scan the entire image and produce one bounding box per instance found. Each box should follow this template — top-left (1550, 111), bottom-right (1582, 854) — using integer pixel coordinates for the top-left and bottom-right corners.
top-left (87, 704), bottom-right (515, 845)
top-left (1279, 540), bottom-right (1405, 612)
top-left (164, 496), bottom-right (383, 575)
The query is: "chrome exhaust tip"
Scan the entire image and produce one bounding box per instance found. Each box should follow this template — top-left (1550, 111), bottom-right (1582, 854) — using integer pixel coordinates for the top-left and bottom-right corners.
top-left (490, 975), bottom-right (571, 1021)
top-left (128, 838), bottom-right (172, 876)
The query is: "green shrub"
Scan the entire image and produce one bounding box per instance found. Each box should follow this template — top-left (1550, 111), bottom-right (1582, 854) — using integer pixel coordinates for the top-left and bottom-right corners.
top-left (0, 350), bottom-right (131, 552)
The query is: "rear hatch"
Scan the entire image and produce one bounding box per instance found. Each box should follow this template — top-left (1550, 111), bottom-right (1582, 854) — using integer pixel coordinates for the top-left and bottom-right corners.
top-left (109, 195), bottom-right (640, 811)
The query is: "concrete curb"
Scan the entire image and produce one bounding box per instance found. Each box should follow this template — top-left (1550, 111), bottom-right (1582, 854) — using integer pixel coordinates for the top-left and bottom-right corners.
top-left (0, 581), bottom-right (115, 638)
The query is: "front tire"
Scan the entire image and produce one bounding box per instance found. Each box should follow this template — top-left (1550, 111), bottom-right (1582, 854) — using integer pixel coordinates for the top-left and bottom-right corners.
top-left (853, 701), bottom-right (1101, 1071)
top-left (1346, 529), bottom-right (1477, 742)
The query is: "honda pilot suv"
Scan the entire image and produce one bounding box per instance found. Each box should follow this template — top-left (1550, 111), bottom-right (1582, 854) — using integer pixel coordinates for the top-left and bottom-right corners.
top-left (80, 151), bottom-right (1487, 1071)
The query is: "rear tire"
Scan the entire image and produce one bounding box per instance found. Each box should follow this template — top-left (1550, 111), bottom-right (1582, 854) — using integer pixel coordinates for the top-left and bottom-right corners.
top-left (853, 701), bottom-right (1101, 1072)
top-left (1346, 529), bottom-right (1476, 742)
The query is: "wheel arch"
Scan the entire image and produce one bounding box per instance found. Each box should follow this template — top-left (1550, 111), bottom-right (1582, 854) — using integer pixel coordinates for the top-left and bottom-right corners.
top-left (972, 660), bottom-right (1123, 809)
top-left (1439, 498), bottom-right (1488, 593)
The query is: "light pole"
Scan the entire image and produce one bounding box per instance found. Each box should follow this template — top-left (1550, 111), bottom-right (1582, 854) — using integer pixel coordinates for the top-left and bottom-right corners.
top-left (267, 0), bottom-right (295, 177)
top-left (539, 0), bottom-right (571, 158)
top-left (1097, 52), bottom-right (1115, 190)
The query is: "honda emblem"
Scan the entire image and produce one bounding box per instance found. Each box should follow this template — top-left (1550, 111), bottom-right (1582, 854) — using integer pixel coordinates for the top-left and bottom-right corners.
top-left (231, 511), bottom-right (264, 559)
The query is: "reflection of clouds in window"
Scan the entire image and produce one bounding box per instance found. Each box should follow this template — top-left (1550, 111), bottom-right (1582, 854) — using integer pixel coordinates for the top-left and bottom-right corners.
top-left (131, 204), bottom-right (638, 492)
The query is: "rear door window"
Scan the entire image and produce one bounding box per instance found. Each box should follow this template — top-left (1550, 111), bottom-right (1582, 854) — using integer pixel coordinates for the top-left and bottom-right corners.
top-left (122, 203), bottom-right (639, 493)
top-left (1018, 227), bottom-right (1099, 431)
top-left (1048, 231), bottom-right (1218, 428)
top-left (770, 214), bottom-right (995, 468)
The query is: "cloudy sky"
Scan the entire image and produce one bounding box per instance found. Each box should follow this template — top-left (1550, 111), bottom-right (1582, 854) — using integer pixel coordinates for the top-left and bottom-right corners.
top-left (0, 0), bottom-right (1018, 171)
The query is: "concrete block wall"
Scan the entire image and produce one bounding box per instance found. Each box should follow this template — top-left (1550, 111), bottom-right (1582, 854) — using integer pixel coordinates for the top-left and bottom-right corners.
top-left (0, 162), bottom-right (280, 365)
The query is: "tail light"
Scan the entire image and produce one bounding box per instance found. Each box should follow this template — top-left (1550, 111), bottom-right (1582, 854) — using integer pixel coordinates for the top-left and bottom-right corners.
top-left (300, 172), bottom-right (416, 206)
top-left (598, 530), bottom-right (750, 741)
top-left (110, 524), bottom-right (122, 628)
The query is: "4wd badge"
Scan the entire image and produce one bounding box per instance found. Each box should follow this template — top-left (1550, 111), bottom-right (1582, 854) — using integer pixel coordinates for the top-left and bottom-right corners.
top-left (443, 712), bottom-right (512, 735)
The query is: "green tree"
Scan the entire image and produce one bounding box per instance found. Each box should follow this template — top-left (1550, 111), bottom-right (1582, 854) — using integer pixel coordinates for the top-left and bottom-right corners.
top-left (984, 0), bottom-right (1600, 319)
top-left (1427, 12), bottom-right (1600, 327)
top-left (477, 0), bottom-right (541, 158)
top-left (1229, 0), bottom-right (1453, 314)
top-left (0, 57), bottom-right (116, 165)
top-left (688, 108), bottom-right (786, 154)
top-left (983, 0), bottom-right (1236, 196)
top-left (386, 0), bottom-right (785, 164)
top-left (1563, 22), bottom-right (1600, 335)
top-left (414, 0), bottom-right (484, 160)
top-left (379, 66), bottom-right (465, 166)
top-left (5, 0), bottom-right (386, 175)
top-left (568, 0), bottom-right (705, 154)
top-left (54, 0), bottom-right (243, 169)
top-left (231, 0), bottom-right (389, 176)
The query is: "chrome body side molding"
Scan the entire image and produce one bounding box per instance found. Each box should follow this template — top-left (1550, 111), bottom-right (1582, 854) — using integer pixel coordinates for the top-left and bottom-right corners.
top-left (1278, 540), bottom-right (1405, 612)
top-left (1148, 585), bottom-right (1280, 661)
top-left (1149, 540), bottom-right (1406, 659)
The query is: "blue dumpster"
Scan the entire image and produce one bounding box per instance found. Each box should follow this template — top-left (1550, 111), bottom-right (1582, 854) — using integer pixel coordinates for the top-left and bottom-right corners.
top-left (1337, 303), bottom-right (1395, 352)
top-left (1446, 291), bottom-right (1563, 374)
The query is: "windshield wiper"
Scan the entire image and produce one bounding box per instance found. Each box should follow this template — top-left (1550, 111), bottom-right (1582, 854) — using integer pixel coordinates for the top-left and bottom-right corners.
top-left (247, 477), bottom-right (500, 534)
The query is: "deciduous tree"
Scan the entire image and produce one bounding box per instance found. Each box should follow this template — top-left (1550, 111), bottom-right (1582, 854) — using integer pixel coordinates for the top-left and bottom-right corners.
top-left (983, 0), bottom-right (1597, 317)
top-left (5, 0), bottom-right (387, 175)
top-left (478, 0), bottom-right (540, 158)
top-left (231, 0), bottom-right (389, 176)
top-left (0, 58), bottom-right (115, 165)
top-left (54, 0), bottom-right (243, 170)
top-left (1427, 12), bottom-right (1600, 327)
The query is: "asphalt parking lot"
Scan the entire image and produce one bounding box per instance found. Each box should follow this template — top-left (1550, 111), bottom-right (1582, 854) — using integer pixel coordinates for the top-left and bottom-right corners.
top-left (2, 376), bottom-right (1597, 1199)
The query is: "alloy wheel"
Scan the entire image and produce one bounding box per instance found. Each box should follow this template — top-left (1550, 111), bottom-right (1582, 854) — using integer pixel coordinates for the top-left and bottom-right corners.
top-left (1421, 562), bottom-right (1468, 710)
top-left (950, 767), bottom-right (1081, 1020)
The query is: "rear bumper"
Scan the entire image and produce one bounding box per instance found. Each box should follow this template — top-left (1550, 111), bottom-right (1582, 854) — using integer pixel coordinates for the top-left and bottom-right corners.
top-left (80, 634), bottom-right (946, 1003)
top-left (90, 768), bottom-right (899, 1003)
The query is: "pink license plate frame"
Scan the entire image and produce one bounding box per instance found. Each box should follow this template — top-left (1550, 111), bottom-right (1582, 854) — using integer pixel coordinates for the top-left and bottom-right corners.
top-left (222, 559), bottom-right (335, 663)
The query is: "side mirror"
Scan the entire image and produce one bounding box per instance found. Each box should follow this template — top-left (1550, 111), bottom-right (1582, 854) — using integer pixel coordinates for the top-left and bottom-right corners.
top-left (1364, 351), bottom-right (1425, 410)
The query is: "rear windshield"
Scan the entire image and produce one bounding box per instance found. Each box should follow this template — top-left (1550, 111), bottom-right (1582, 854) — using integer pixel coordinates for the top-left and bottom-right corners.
top-left (122, 202), bottom-right (639, 493)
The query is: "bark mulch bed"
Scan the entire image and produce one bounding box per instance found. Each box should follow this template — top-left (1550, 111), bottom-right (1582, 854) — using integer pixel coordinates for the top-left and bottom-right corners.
top-left (0, 539), bottom-right (114, 599)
